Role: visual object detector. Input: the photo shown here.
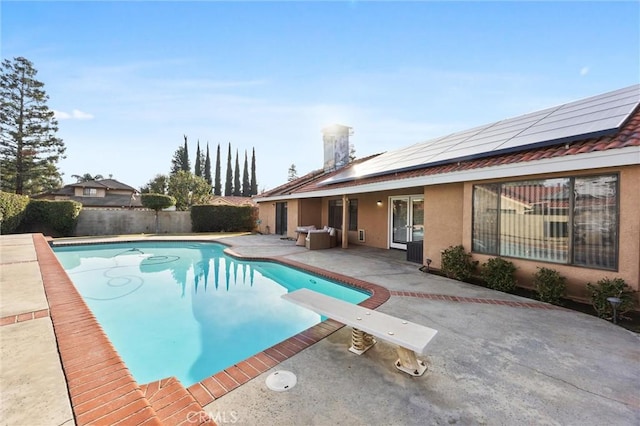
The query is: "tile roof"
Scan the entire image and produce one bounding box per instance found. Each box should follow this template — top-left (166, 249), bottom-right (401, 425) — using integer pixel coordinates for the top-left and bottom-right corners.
top-left (260, 106), bottom-right (639, 198)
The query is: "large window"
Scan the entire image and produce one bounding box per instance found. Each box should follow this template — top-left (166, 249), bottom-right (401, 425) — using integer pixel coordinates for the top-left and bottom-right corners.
top-left (328, 199), bottom-right (358, 231)
top-left (83, 188), bottom-right (97, 196)
top-left (472, 175), bottom-right (618, 270)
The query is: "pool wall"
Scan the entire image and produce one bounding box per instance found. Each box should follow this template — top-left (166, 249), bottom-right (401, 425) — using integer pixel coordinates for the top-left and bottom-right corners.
top-left (38, 235), bottom-right (390, 425)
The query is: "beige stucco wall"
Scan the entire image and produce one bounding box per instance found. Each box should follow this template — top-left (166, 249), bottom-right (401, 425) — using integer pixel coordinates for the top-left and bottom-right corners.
top-left (74, 210), bottom-right (192, 236)
top-left (423, 183), bottom-right (465, 269)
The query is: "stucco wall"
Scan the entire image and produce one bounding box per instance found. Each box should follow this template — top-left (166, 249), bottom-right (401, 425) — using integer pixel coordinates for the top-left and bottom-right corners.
top-left (74, 210), bottom-right (192, 236)
top-left (424, 183), bottom-right (465, 269)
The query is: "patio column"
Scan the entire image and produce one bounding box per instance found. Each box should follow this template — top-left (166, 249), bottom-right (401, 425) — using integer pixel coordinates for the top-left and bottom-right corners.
top-left (342, 194), bottom-right (349, 248)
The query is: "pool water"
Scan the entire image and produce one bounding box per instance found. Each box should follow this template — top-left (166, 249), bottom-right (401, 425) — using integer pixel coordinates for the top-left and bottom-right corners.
top-left (53, 241), bottom-right (368, 387)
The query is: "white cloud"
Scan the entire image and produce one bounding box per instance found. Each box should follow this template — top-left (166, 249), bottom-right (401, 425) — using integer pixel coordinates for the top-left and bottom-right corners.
top-left (54, 109), bottom-right (94, 120)
top-left (580, 66), bottom-right (590, 76)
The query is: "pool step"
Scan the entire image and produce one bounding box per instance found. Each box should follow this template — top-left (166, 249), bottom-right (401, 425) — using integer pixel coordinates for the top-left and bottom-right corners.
top-left (140, 377), bottom-right (214, 425)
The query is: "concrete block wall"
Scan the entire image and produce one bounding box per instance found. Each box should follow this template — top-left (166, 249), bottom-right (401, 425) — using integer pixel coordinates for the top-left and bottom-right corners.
top-left (74, 210), bottom-right (192, 236)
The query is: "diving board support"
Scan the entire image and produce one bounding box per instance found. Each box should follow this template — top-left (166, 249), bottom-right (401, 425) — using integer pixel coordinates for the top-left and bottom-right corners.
top-left (281, 288), bottom-right (437, 377)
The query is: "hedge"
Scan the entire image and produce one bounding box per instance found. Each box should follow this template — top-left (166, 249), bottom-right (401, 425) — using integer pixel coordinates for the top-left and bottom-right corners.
top-left (22, 199), bottom-right (82, 237)
top-left (0, 191), bottom-right (30, 234)
top-left (191, 205), bottom-right (257, 232)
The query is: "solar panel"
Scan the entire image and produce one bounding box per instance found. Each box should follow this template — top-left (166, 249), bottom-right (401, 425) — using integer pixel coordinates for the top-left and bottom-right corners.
top-left (319, 84), bottom-right (640, 185)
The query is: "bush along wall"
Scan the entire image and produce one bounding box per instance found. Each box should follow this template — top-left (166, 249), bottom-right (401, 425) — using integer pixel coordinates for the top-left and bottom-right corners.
top-left (191, 205), bottom-right (257, 232)
top-left (21, 199), bottom-right (82, 237)
top-left (0, 191), bottom-right (30, 234)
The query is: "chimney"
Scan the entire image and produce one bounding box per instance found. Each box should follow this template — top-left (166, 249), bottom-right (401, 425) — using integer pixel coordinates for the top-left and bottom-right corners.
top-left (322, 124), bottom-right (352, 172)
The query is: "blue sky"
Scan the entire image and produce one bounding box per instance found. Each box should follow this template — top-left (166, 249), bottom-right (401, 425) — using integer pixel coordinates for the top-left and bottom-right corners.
top-left (2, 1), bottom-right (639, 192)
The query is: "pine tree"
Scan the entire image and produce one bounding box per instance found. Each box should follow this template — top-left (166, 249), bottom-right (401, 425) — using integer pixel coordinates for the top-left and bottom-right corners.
top-left (250, 147), bottom-right (257, 195)
top-left (204, 143), bottom-right (212, 186)
top-left (224, 143), bottom-right (233, 196)
top-left (194, 140), bottom-right (202, 177)
top-left (287, 164), bottom-right (298, 181)
top-left (233, 150), bottom-right (241, 196)
top-left (170, 135), bottom-right (190, 174)
top-left (1, 56), bottom-right (66, 194)
top-left (242, 150), bottom-right (250, 197)
top-left (214, 143), bottom-right (222, 196)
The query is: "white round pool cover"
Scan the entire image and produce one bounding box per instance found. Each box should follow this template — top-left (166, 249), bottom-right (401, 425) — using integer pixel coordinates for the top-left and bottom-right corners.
top-left (265, 370), bottom-right (297, 391)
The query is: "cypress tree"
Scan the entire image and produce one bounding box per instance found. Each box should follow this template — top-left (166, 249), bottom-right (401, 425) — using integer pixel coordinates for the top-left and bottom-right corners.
top-left (242, 150), bottom-right (250, 197)
top-left (224, 143), bottom-right (233, 196)
top-left (204, 143), bottom-right (212, 186)
top-left (194, 140), bottom-right (202, 177)
top-left (181, 135), bottom-right (190, 172)
top-left (250, 147), bottom-right (257, 195)
top-left (214, 143), bottom-right (221, 196)
top-left (233, 150), bottom-right (241, 196)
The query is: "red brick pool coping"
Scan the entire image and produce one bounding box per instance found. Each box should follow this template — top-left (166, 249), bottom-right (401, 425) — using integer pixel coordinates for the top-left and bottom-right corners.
top-left (22, 235), bottom-right (568, 424)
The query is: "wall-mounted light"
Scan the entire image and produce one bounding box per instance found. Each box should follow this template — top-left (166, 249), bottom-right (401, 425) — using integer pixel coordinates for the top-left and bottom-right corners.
top-left (376, 200), bottom-right (383, 206)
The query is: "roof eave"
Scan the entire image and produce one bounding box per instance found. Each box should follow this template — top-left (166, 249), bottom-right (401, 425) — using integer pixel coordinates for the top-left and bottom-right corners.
top-left (254, 146), bottom-right (639, 202)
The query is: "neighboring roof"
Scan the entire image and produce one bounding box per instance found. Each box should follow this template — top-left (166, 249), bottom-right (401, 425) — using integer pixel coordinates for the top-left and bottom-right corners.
top-left (257, 86), bottom-right (640, 202)
top-left (67, 194), bottom-right (142, 208)
top-left (209, 196), bottom-right (256, 207)
top-left (68, 179), bottom-right (138, 191)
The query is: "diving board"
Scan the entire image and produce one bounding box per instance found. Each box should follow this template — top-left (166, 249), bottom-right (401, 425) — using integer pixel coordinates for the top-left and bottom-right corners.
top-left (282, 288), bottom-right (438, 376)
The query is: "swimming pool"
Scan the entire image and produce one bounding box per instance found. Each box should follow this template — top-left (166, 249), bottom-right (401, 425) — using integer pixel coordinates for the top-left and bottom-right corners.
top-left (53, 241), bottom-right (369, 387)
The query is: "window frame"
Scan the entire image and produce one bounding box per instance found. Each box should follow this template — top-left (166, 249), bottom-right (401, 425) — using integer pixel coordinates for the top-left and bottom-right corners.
top-left (471, 173), bottom-right (619, 271)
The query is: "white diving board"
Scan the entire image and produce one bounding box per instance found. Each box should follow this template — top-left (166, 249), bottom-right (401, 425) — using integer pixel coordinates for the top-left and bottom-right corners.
top-left (282, 288), bottom-right (438, 376)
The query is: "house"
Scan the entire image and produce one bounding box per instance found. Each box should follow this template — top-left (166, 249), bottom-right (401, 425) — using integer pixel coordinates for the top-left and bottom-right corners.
top-left (208, 195), bottom-right (256, 207)
top-left (33, 179), bottom-right (142, 208)
top-left (254, 84), bottom-right (640, 304)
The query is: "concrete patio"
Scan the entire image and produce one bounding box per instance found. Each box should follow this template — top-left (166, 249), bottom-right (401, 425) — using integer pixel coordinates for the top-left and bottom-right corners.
top-left (1, 233), bottom-right (638, 425)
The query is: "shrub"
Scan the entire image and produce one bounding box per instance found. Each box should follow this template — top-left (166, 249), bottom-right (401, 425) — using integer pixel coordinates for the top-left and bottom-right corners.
top-left (586, 277), bottom-right (636, 320)
top-left (191, 205), bottom-right (257, 232)
top-left (482, 257), bottom-right (517, 292)
top-left (22, 199), bottom-right (82, 237)
top-left (141, 193), bottom-right (175, 211)
top-left (0, 191), bottom-right (30, 234)
top-left (441, 245), bottom-right (477, 281)
top-left (533, 267), bottom-right (566, 305)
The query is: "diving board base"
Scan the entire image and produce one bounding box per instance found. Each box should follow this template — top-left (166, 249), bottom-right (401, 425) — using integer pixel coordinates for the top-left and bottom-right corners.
top-left (348, 328), bottom-right (376, 355)
top-left (395, 346), bottom-right (428, 377)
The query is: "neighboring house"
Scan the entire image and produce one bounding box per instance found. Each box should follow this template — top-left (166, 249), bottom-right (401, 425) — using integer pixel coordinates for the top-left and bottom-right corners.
top-left (255, 84), bottom-right (640, 304)
top-left (33, 179), bottom-right (142, 208)
top-left (208, 195), bottom-right (256, 207)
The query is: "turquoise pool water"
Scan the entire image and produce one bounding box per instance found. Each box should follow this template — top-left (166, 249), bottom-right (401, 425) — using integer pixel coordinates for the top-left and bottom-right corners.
top-left (53, 241), bottom-right (368, 387)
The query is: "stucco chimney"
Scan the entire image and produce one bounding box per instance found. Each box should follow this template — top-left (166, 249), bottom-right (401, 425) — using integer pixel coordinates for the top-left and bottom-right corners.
top-left (322, 124), bottom-right (352, 172)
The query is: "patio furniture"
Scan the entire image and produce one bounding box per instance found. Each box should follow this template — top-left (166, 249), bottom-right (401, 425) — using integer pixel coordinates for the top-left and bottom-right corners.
top-left (282, 288), bottom-right (438, 376)
top-left (305, 228), bottom-right (338, 250)
top-left (295, 225), bottom-right (316, 246)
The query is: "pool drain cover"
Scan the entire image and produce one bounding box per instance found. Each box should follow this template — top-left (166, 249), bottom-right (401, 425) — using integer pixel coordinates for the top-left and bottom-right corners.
top-left (265, 370), bottom-right (297, 391)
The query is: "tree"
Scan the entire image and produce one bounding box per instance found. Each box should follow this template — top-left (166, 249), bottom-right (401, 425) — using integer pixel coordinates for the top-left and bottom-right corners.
top-left (194, 141), bottom-right (202, 177)
top-left (214, 143), bottom-right (221, 196)
top-left (1, 57), bottom-right (66, 195)
top-left (204, 143), bottom-right (212, 186)
top-left (242, 150), bottom-right (250, 197)
top-left (71, 173), bottom-right (103, 182)
top-left (233, 150), bottom-right (241, 196)
top-left (349, 144), bottom-right (356, 162)
top-left (224, 143), bottom-right (233, 196)
top-left (141, 193), bottom-right (175, 233)
top-left (250, 147), bottom-right (257, 195)
top-left (287, 164), bottom-right (298, 181)
top-left (140, 174), bottom-right (169, 194)
top-left (170, 135), bottom-right (190, 174)
top-left (167, 171), bottom-right (211, 211)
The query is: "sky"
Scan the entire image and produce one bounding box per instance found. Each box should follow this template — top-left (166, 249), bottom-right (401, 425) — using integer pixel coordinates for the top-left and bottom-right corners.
top-left (2, 1), bottom-right (639, 192)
